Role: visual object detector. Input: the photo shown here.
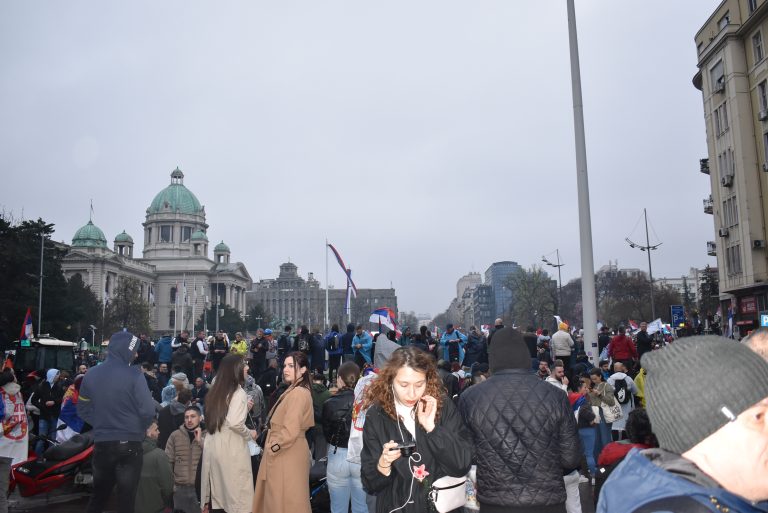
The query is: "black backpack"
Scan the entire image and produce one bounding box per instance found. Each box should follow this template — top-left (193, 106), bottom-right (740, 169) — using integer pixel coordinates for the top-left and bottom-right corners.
top-left (614, 378), bottom-right (632, 405)
top-left (298, 335), bottom-right (310, 353)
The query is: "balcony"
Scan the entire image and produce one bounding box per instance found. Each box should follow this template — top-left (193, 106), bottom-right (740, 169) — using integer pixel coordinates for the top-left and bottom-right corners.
top-left (703, 195), bottom-right (713, 214)
top-left (707, 241), bottom-right (717, 256)
top-left (700, 158), bottom-right (710, 175)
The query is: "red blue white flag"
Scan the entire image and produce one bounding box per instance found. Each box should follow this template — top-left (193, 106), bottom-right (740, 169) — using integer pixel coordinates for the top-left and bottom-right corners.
top-left (19, 307), bottom-right (33, 341)
top-left (327, 243), bottom-right (358, 297)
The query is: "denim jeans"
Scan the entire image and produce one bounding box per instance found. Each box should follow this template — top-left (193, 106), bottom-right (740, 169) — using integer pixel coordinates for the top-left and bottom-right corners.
top-left (594, 409), bottom-right (612, 464)
top-left (87, 441), bottom-right (143, 513)
top-left (326, 446), bottom-right (367, 513)
top-left (578, 427), bottom-right (597, 476)
top-left (35, 418), bottom-right (57, 456)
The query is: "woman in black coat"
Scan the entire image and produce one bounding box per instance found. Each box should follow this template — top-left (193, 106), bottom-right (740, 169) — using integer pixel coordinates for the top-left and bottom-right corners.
top-left (361, 347), bottom-right (473, 513)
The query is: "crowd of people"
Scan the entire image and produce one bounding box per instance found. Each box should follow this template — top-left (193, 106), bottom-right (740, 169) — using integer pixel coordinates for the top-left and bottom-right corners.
top-left (0, 320), bottom-right (767, 513)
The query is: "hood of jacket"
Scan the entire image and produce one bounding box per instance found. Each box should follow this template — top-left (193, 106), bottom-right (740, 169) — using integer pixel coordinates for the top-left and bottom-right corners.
top-left (168, 399), bottom-right (186, 416)
top-left (107, 331), bottom-right (139, 365)
top-left (596, 449), bottom-right (760, 513)
top-left (46, 368), bottom-right (60, 385)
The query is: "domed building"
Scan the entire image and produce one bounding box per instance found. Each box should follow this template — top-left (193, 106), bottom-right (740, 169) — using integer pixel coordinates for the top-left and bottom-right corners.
top-left (61, 168), bottom-right (252, 336)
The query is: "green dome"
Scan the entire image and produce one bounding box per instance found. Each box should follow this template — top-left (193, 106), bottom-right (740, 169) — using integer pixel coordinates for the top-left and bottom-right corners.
top-left (147, 168), bottom-right (202, 215)
top-left (214, 240), bottom-right (230, 252)
top-left (114, 230), bottom-right (133, 243)
top-left (190, 230), bottom-right (208, 241)
top-left (72, 220), bottom-right (108, 248)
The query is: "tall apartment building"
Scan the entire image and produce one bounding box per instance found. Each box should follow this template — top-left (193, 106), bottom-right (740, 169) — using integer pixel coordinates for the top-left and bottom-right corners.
top-left (694, 0), bottom-right (768, 329)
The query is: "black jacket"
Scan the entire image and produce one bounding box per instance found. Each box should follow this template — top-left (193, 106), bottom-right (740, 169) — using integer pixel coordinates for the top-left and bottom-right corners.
top-left (458, 369), bottom-right (581, 509)
top-left (636, 330), bottom-right (653, 357)
top-left (340, 324), bottom-right (355, 354)
top-left (257, 367), bottom-right (278, 400)
top-left (157, 401), bottom-right (185, 450)
top-left (321, 388), bottom-right (354, 448)
top-left (32, 381), bottom-right (64, 420)
top-left (361, 398), bottom-right (473, 513)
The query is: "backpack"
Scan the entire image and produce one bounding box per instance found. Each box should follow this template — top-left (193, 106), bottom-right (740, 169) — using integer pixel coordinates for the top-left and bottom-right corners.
top-left (613, 377), bottom-right (632, 405)
top-left (298, 335), bottom-right (310, 353)
top-left (326, 334), bottom-right (339, 352)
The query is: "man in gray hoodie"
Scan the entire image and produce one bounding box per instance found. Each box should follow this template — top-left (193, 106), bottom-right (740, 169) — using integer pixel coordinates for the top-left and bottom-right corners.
top-left (78, 331), bottom-right (156, 513)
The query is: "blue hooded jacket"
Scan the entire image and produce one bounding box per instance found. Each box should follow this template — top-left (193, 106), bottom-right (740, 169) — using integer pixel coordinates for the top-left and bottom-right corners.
top-left (78, 332), bottom-right (156, 442)
top-left (154, 336), bottom-right (173, 364)
top-left (597, 448), bottom-right (768, 513)
top-left (439, 329), bottom-right (467, 364)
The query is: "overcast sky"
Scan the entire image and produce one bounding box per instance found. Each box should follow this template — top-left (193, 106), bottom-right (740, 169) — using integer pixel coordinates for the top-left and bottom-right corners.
top-left (0, 1), bottom-right (721, 317)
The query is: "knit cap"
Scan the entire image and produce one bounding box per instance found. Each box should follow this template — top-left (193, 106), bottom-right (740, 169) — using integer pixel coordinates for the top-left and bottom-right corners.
top-left (642, 335), bottom-right (768, 454)
top-left (489, 328), bottom-right (532, 373)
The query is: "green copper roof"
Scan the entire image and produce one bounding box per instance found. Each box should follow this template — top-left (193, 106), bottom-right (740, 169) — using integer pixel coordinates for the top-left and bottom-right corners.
top-left (72, 220), bottom-right (108, 248)
top-left (214, 240), bottom-right (230, 252)
top-left (190, 230), bottom-right (208, 241)
top-left (147, 168), bottom-right (202, 215)
top-left (114, 230), bottom-right (133, 243)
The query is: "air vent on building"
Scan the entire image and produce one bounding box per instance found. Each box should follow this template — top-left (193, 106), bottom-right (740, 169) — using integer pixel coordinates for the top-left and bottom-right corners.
top-left (719, 227), bottom-right (730, 237)
top-left (721, 174), bottom-right (734, 187)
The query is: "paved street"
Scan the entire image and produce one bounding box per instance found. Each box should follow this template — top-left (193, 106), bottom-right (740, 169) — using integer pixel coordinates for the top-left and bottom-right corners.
top-left (8, 483), bottom-right (597, 512)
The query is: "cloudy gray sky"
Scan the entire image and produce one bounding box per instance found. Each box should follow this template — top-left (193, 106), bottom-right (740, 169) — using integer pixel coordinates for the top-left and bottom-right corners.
top-left (0, 1), bottom-right (720, 317)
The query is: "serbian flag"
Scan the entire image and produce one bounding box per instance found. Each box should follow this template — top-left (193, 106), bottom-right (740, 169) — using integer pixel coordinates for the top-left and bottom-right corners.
top-left (327, 243), bottom-right (358, 297)
top-left (628, 320), bottom-right (639, 331)
top-left (19, 307), bottom-right (33, 341)
top-left (370, 307), bottom-right (398, 332)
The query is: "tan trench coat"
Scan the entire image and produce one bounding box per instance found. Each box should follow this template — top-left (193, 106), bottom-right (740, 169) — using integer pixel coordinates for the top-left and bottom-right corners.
top-left (252, 385), bottom-right (314, 513)
top-left (201, 387), bottom-right (253, 513)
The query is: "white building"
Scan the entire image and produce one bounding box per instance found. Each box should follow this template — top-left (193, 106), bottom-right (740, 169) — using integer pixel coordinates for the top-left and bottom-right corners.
top-left (61, 168), bottom-right (252, 336)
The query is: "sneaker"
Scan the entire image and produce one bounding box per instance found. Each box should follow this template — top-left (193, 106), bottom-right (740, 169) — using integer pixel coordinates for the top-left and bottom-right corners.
top-left (578, 474), bottom-right (589, 483)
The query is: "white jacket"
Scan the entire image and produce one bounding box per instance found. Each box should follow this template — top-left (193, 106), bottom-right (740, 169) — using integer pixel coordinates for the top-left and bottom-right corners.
top-left (551, 330), bottom-right (574, 357)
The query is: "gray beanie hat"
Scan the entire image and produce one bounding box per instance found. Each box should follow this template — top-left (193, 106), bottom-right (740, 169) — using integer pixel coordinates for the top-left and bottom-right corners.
top-left (642, 335), bottom-right (768, 454)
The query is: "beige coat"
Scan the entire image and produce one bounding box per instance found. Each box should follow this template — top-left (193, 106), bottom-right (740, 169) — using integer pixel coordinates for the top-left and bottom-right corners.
top-left (252, 385), bottom-right (314, 513)
top-left (201, 387), bottom-right (253, 513)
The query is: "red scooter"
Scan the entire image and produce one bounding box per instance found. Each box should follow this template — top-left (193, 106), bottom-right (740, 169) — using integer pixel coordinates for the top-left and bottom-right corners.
top-left (9, 429), bottom-right (94, 498)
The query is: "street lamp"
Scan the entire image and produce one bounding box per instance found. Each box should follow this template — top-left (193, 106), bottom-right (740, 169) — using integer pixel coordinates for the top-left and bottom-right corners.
top-left (625, 208), bottom-right (662, 320)
top-left (542, 250), bottom-right (564, 312)
top-left (89, 325), bottom-right (97, 351)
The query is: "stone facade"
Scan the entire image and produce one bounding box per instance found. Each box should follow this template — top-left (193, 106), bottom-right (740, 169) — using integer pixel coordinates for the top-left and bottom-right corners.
top-left (61, 168), bottom-right (252, 337)
top-left (246, 262), bottom-right (398, 330)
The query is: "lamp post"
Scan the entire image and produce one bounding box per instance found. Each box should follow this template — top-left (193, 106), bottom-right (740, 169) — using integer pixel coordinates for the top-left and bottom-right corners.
top-left (567, 0), bottom-right (598, 365)
top-left (542, 250), bottom-right (565, 312)
top-left (625, 208), bottom-right (662, 320)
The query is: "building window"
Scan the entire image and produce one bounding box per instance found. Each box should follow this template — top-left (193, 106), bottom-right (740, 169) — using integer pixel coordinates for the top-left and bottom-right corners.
top-left (749, 0), bottom-right (758, 15)
top-left (182, 226), bottom-right (192, 242)
top-left (718, 12), bottom-right (730, 31)
top-left (160, 225), bottom-right (172, 242)
top-left (169, 310), bottom-right (175, 328)
top-left (710, 60), bottom-right (724, 91)
top-left (170, 286), bottom-right (177, 304)
top-left (147, 227), bottom-right (152, 242)
top-left (759, 81), bottom-right (768, 111)
top-left (714, 108), bottom-right (721, 136)
top-left (754, 31), bottom-right (764, 63)
top-left (721, 104), bottom-right (729, 132)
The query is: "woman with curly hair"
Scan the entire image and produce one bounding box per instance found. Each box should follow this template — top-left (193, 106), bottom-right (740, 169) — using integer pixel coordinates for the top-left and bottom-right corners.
top-left (361, 346), bottom-right (473, 513)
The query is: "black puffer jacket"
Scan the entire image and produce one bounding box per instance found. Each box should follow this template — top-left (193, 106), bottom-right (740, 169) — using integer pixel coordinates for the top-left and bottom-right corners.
top-left (458, 369), bottom-right (581, 509)
top-left (321, 388), bottom-right (354, 448)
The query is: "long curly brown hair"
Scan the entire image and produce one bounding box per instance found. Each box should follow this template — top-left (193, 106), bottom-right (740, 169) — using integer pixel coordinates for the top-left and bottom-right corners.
top-left (362, 346), bottom-right (444, 422)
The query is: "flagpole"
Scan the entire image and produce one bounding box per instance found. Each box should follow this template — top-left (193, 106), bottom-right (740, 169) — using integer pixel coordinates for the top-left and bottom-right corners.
top-left (174, 282), bottom-right (178, 338)
top-left (181, 274), bottom-right (185, 332)
top-left (325, 240), bottom-right (329, 331)
top-left (192, 277), bottom-right (197, 333)
top-left (37, 231), bottom-right (44, 337)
